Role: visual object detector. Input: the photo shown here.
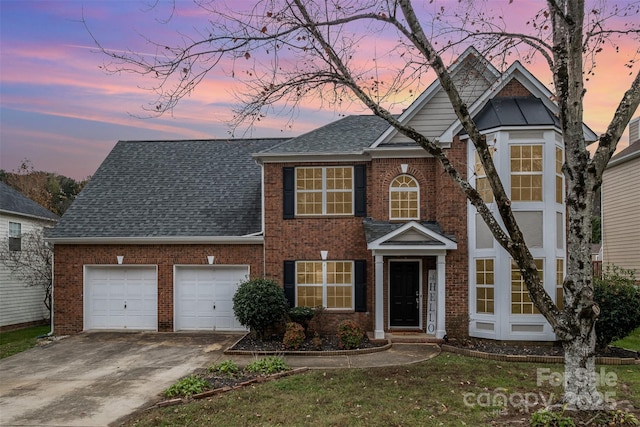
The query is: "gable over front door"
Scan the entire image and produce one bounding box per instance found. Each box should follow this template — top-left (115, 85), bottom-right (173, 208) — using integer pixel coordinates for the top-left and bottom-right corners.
top-left (389, 261), bottom-right (420, 327)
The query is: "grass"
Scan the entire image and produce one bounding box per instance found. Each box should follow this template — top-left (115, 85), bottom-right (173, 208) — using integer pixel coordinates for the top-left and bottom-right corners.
top-left (0, 325), bottom-right (50, 359)
top-left (124, 353), bottom-right (640, 427)
top-left (612, 326), bottom-right (640, 351)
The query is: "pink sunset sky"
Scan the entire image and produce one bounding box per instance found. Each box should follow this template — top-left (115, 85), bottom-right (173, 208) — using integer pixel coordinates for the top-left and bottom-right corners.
top-left (1, 0), bottom-right (638, 180)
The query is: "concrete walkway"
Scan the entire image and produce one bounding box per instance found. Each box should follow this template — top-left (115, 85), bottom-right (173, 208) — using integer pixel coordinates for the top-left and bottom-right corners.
top-left (0, 333), bottom-right (439, 427)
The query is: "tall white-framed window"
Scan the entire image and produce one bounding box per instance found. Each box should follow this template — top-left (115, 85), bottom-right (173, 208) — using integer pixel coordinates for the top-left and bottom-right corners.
top-left (389, 175), bottom-right (419, 220)
top-left (510, 144), bottom-right (543, 201)
top-left (556, 258), bottom-right (564, 309)
top-left (8, 222), bottom-right (21, 252)
top-left (555, 146), bottom-right (564, 204)
top-left (511, 258), bottom-right (543, 314)
top-left (296, 167), bottom-right (353, 215)
top-left (474, 148), bottom-right (495, 203)
top-left (475, 258), bottom-right (495, 314)
top-left (296, 260), bottom-right (354, 309)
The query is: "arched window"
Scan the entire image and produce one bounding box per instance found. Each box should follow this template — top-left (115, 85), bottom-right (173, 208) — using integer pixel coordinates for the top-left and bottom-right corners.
top-left (389, 175), bottom-right (419, 220)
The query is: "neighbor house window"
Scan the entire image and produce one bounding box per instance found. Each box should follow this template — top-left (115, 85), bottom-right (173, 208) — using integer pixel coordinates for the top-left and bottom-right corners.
top-left (556, 258), bottom-right (564, 309)
top-left (556, 147), bottom-right (564, 204)
top-left (511, 259), bottom-right (543, 314)
top-left (390, 175), bottom-right (419, 219)
top-left (475, 259), bottom-right (495, 314)
top-left (296, 167), bottom-right (353, 215)
top-left (474, 148), bottom-right (494, 203)
top-left (510, 145), bottom-right (543, 201)
top-left (8, 222), bottom-right (21, 252)
top-left (296, 261), bottom-right (353, 309)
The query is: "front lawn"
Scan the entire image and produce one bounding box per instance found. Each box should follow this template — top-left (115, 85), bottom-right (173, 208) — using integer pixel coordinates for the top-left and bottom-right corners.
top-left (0, 325), bottom-right (50, 359)
top-left (612, 326), bottom-right (640, 351)
top-left (124, 353), bottom-right (640, 426)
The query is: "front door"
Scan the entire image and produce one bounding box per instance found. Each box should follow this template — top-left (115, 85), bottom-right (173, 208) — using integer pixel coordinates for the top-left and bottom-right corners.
top-left (389, 261), bottom-right (420, 327)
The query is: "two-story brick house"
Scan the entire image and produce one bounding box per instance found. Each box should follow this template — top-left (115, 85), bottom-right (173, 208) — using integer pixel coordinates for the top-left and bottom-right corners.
top-left (47, 48), bottom-right (596, 341)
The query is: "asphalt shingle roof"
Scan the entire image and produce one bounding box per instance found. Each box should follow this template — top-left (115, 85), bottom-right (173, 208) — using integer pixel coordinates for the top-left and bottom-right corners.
top-left (259, 115), bottom-right (391, 154)
top-left (362, 218), bottom-right (456, 244)
top-left (0, 182), bottom-right (59, 221)
top-left (48, 139), bottom-right (285, 239)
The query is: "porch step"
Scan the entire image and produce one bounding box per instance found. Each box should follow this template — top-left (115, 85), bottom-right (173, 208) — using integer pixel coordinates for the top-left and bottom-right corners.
top-left (386, 333), bottom-right (441, 344)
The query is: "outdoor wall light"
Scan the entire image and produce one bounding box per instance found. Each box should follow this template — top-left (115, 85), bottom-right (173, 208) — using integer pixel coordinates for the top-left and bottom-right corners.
top-left (320, 250), bottom-right (328, 260)
top-left (207, 255), bottom-right (215, 264)
top-left (116, 255), bottom-right (124, 265)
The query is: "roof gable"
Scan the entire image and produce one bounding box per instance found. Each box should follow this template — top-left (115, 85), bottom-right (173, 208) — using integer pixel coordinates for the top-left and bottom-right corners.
top-left (364, 219), bottom-right (457, 253)
top-left (48, 138), bottom-right (285, 242)
top-left (371, 47), bottom-right (501, 148)
top-left (0, 182), bottom-right (58, 221)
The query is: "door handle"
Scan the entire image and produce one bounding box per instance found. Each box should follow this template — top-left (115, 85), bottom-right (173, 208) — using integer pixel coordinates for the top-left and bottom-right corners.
top-left (124, 301), bottom-right (127, 309)
top-left (213, 303), bottom-right (216, 310)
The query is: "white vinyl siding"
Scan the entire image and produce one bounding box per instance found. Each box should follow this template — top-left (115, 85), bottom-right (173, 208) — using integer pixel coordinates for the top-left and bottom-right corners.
top-left (0, 215), bottom-right (52, 327)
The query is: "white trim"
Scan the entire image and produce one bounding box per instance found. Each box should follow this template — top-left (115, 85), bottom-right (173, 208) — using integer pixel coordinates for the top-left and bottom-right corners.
top-left (364, 146), bottom-right (437, 158)
top-left (46, 236), bottom-right (264, 244)
top-left (253, 152), bottom-right (368, 163)
top-left (294, 260), bottom-right (355, 311)
top-left (367, 221), bottom-right (458, 253)
top-left (388, 259), bottom-right (422, 330)
top-left (374, 255), bottom-right (385, 339)
top-left (0, 209), bottom-right (58, 223)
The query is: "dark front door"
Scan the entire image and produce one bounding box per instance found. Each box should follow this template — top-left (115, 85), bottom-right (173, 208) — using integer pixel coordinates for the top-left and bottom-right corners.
top-left (390, 261), bottom-right (420, 327)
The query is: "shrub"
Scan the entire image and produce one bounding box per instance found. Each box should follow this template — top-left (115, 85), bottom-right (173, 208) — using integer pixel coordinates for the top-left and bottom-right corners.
top-left (288, 306), bottom-right (316, 331)
top-left (207, 359), bottom-right (239, 376)
top-left (283, 322), bottom-right (305, 349)
top-left (232, 278), bottom-right (289, 340)
top-left (245, 356), bottom-right (290, 375)
top-left (336, 320), bottom-right (364, 349)
top-left (163, 375), bottom-right (208, 398)
top-left (594, 265), bottom-right (640, 350)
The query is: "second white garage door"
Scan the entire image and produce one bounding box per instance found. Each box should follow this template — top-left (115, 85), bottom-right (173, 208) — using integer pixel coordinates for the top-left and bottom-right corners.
top-left (174, 265), bottom-right (249, 331)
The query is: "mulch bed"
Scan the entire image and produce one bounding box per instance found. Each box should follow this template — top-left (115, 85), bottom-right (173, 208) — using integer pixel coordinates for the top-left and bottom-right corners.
top-left (447, 339), bottom-right (639, 360)
top-left (228, 333), bottom-right (385, 352)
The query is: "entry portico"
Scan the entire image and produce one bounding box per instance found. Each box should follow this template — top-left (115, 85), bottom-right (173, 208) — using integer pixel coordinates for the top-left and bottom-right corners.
top-left (364, 219), bottom-right (458, 339)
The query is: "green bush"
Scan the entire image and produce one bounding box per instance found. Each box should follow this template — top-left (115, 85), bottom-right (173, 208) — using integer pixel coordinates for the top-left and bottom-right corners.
top-left (288, 306), bottom-right (316, 331)
top-left (336, 320), bottom-right (364, 349)
top-left (163, 375), bottom-right (208, 398)
top-left (283, 322), bottom-right (305, 349)
top-left (232, 278), bottom-right (289, 340)
top-left (594, 265), bottom-right (640, 350)
top-left (207, 359), bottom-right (239, 376)
top-left (245, 356), bottom-right (290, 375)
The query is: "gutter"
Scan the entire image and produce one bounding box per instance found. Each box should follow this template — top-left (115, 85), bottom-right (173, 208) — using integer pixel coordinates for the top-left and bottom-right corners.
top-left (45, 235), bottom-right (265, 245)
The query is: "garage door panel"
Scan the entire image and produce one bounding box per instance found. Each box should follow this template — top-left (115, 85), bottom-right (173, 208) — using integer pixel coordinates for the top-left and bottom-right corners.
top-left (85, 266), bottom-right (157, 331)
top-left (175, 266), bottom-right (248, 331)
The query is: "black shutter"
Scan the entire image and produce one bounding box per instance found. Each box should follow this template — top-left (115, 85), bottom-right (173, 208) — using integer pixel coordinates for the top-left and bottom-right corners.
top-left (354, 259), bottom-right (367, 312)
top-left (354, 165), bottom-right (366, 217)
top-left (283, 167), bottom-right (295, 219)
top-left (283, 261), bottom-right (296, 308)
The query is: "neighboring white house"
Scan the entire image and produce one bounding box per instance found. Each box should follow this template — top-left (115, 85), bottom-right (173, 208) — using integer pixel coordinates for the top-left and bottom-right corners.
top-left (602, 117), bottom-right (640, 278)
top-left (0, 182), bottom-right (58, 329)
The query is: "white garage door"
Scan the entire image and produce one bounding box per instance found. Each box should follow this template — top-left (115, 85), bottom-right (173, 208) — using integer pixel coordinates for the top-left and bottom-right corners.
top-left (85, 266), bottom-right (157, 331)
top-left (174, 265), bottom-right (248, 331)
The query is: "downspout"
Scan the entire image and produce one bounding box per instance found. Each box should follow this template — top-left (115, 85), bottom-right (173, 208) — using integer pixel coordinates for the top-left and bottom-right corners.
top-left (257, 159), bottom-right (266, 277)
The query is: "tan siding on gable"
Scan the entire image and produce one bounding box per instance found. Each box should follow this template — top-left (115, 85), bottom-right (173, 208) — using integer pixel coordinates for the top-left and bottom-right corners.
top-left (602, 158), bottom-right (640, 275)
top-left (388, 69), bottom-right (491, 144)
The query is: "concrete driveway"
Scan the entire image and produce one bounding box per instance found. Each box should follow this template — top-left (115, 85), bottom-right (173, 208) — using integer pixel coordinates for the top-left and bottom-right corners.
top-left (0, 332), bottom-right (241, 427)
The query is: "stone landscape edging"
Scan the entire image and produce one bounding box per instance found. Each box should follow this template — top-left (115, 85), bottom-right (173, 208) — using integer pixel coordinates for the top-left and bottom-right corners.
top-left (441, 344), bottom-right (639, 365)
top-left (223, 333), bottom-right (392, 356)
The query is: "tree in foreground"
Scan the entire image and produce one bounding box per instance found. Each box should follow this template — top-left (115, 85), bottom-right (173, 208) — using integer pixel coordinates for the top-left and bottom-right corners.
top-left (91, 0), bottom-right (640, 410)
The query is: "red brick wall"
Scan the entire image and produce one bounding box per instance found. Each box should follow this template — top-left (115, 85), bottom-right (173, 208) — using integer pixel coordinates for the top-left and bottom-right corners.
top-left (53, 244), bottom-right (264, 335)
top-left (435, 138), bottom-right (470, 327)
top-left (497, 79), bottom-right (533, 97)
top-left (263, 150), bottom-right (470, 334)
